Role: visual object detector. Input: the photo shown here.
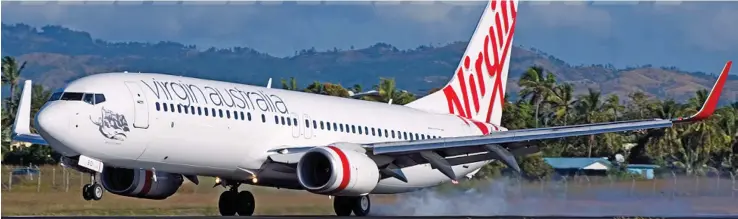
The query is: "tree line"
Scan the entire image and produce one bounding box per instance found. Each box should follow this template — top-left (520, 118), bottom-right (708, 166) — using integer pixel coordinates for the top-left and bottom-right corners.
top-left (2, 56), bottom-right (736, 180)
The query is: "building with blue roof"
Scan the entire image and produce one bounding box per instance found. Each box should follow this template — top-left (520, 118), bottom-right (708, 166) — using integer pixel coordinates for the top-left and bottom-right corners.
top-left (542, 157), bottom-right (660, 179)
top-left (543, 157), bottom-right (613, 176)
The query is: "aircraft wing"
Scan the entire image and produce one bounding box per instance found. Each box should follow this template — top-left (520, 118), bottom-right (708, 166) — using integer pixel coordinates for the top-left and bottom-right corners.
top-left (11, 80), bottom-right (49, 146)
top-left (266, 61), bottom-right (731, 181)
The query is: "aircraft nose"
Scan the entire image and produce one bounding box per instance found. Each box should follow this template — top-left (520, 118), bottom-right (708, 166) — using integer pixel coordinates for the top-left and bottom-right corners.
top-left (35, 103), bottom-right (69, 143)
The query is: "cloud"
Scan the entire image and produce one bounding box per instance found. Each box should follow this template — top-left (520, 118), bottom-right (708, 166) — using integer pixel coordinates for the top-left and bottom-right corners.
top-left (520, 2), bottom-right (613, 37)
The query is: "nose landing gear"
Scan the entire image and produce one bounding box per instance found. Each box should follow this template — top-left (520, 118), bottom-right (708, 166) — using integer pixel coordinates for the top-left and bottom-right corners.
top-left (82, 173), bottom-right (103, 201)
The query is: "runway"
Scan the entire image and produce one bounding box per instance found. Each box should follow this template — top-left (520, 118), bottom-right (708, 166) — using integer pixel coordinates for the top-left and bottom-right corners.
top-left (3, 216), bottom-right (738, 219)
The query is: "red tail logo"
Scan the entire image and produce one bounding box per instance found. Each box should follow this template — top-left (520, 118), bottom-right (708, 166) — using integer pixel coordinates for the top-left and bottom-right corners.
top-left (442, 0), bottom-right (517, 132)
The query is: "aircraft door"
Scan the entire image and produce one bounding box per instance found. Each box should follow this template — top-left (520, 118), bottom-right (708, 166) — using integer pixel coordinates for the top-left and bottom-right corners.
top-left (303, 114), bottom-right (312, 139)
top-left (291, 113), bottom-right (300, 138)
top-left (123, 81), bottom-right (150, 129)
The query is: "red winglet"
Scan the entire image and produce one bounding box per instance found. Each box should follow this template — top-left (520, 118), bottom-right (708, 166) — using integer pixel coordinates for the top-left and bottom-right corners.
top-left (674, 61), bottom-right (732, 123)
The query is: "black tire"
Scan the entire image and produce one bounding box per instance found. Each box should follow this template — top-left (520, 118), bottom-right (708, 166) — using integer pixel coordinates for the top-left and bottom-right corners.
top-left (218, 191), bottom-right (237, 216)
top-left (90, 183), bottom-right (104, 201)
top-left (82, 184), bottom-right (92, 201)
top-left (236, 191), bottom-right (256, 216)
top-left (352, 195), bottom-right (371, 216)
top-left (333, 196), bottom-right (353, 216)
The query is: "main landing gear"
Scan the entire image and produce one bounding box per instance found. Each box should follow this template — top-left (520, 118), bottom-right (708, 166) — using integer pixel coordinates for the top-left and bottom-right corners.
top-left (217, 181), bottom-right (255, 216)
top-left (333, 195), bottom-right (371, 216)
top-left (82, 173), bottom-right (103, 201)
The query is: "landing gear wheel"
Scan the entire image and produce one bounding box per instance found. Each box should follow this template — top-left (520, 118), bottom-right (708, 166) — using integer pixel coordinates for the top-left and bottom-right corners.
top-left (352, 195), bottom-right (371, 216)
top-left (82, 184), bottom-right (92, 201)
top-left (236, 191), bottom-right (256, 216)
top-left (333, 196), bottom-right (353, 216)
top-left (89, 183), bottom-right (104, 201)
top-left (218, 190), bottom-right (238, 216)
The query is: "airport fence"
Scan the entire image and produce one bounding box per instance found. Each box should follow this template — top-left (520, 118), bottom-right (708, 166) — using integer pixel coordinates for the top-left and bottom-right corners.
top-left (2, 164), bottom-right (738, 199)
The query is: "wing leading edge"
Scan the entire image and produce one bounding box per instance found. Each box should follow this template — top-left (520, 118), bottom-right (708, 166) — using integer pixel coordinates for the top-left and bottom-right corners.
top-left (371, 61), bottom-right (733, 156)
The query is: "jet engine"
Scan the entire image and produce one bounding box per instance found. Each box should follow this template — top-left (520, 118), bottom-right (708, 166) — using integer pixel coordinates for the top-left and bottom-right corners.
top-left (296, 146), bottom-right (380, 196)
top-left (100, 166), bottom-right (183, 200)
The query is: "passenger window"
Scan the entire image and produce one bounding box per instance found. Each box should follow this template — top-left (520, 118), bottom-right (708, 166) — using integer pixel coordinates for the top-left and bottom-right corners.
top-left (333, 123), bottom-right (337, 131)
top-left (384, 130), bottom-right (388, 137)
top-left (184, 105), bottom-right (189, 114)
top-left (327, 122), bottom-right (332, 131)
top-left (320, 121), bottom-right (324, 130)
top-left (358, 126), bottom-right (363, 134)
top-left (170, 104), bottom-right (175, 113)
top-left (234, 111), bottom-right (239, 120)
top-left (155, 102), bottom-right (161, 111)
top-left (61, 92), bottom-right (84, 101)
top-left (261, 114), bottom-right (265, 123)
top-left (351, 125), bottom-right (356, 133)
top-left (403, 132), bottom-right (408, 140)
top-left (364, 127), bottom-right (368, 135)
top-left (226, 110), bottom-right (231, 119)
top-left (293, 118), bottom-right (298, 126)
top-left (305, 120), bottom-right (310, 128)
top-left (163, 103), bottom-right (168, 112)
top-left (378, 129), bottom-right (382, 137)
top-left (287, 117), bottom-right (291, 126)
top-left (274, 116), bottom-right (279, 124)
top-left (391, 131), bottom-right (396, 138)
top-left (339, 124), bottom-right (344, 132)
top-left (197, 107), bottom-right (202, 115)
top-left (281, 117), bottom-right (286, 125)
top-left (244, 112), bottom-right (249, 121)
top-left (204, 107), bottom-right (209, 116)
top-left (212, 108), bottom-right (216, 117)
top-left (415, 133), bottom-right (419, 140)
top-left (190, 106), bottom-right (195, 114)
top-left (219, 109), bottom-right (223, 118)
top-left (371, 128), bottom-right (376, 136)
top-left (177, 105), bottom-right (182, 113)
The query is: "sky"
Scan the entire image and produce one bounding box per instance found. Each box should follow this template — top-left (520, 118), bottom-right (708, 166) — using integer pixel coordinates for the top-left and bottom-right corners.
top-left (2, 1), bottom-right (737, 74)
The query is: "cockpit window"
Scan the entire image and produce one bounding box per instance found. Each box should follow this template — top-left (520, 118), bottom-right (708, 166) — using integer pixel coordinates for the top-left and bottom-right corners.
top-left (94, 94), bottom-right (106, 104)
top-left (56, 92), bottom-right (106, 105)
top-left (60, 92), bottom-right (84, 101)
top-left (49, 92), bottom-right (63, 101)
top-left (83, 93), bottom-right (95, 104)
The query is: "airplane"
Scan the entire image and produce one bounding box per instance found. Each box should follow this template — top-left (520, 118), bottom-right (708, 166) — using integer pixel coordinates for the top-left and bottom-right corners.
top-left (9, 0), bottom-right (733, 216)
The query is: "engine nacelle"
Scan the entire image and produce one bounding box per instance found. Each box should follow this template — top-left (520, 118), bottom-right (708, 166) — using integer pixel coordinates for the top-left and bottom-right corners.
top-left (297, 146), bottom-right (380, 196)
top-left (100, 166), bottom-right (183, 200)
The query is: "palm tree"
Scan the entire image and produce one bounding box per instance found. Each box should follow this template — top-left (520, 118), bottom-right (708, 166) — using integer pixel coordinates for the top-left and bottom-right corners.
top-left (603, 94), bottom-right (624, 121)
top-left (575, 88), bottom-right (606, 157)
top-left (2, 56), bottom-right (26, 104)
top-left (280, 77), bottom-right (298, 91)
top-left (546, 83), bottom-right (575, 125)
top-left (518, 66), bottom-right (556, 128)
top-left (363, 78), bottom-right (416, 105)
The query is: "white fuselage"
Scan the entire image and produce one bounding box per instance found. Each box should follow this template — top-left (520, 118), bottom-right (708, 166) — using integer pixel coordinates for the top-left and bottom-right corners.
top-left (37, 72), bottom-right (505, 194)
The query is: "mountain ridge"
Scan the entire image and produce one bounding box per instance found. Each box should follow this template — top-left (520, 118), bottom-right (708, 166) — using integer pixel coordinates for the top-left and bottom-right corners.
top-left (2, 23), bottom-right (736, 103)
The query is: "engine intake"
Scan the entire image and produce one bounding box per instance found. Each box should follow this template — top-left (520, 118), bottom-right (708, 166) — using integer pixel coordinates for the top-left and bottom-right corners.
top-left (100, 166), bottom-right (183, 200)
top-left (297, 146), bottom-right (380, 196)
